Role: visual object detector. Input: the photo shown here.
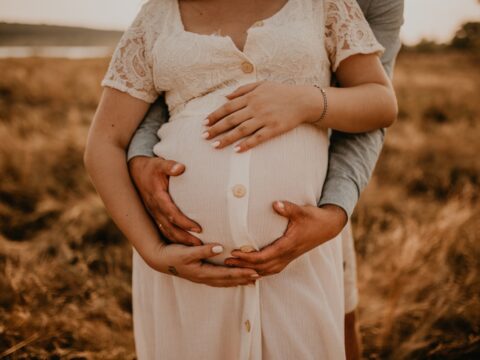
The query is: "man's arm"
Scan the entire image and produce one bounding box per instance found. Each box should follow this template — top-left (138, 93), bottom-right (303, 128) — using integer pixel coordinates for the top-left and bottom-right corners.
top-left (318, 0), bottom-right (404, 217)
top-left (127, 96), bottom-right (205, 244)
top-left (126, 96), bottom-right (168, 161)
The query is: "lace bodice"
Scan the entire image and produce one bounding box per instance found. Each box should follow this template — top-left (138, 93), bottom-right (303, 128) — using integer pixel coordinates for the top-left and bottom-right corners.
top-left (102, 0), bottom-right (383, 116)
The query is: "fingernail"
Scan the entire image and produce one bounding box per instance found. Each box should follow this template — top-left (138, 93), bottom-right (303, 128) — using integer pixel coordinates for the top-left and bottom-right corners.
top-left (212, 245), bottom-right (224, 254)
top-left (171, 164), bottom-right (182, 172)
top-left (190, 227), bottom-right (202, 233)
top-left (212, 141), bottom-right (221, 148)
top-left (276, 201), bottom-right (285, 210)
top-left (201, 131), bottom-right (209, 139)
top-left (234, 145), bottom-right (241, 152)
top-left (250, 273), bottom-right (260, 278)
top-left (203, 118), bottom-right (210, 125)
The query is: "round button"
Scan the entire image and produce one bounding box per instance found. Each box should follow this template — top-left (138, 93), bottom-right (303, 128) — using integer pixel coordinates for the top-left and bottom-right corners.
top-left (241, 61), bottom-right (254, 74)
top-left (240, 245), bottom-right (256, 253)
top-left (232, 184), bottom-right (247, 198)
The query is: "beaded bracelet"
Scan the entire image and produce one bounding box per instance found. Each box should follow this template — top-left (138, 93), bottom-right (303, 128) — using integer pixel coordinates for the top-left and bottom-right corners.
top-left (313, 85), bottom-right (328, 124)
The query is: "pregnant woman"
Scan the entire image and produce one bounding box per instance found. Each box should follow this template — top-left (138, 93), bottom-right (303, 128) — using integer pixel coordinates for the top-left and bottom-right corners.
top-left (85, 0), bottom-right (397, 358)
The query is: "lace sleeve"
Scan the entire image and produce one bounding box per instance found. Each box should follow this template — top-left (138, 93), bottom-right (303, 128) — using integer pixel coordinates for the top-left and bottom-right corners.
top-left (324, 0), bottom-right (385, 72)
top-left (101, 1), bottom-right (159, 103)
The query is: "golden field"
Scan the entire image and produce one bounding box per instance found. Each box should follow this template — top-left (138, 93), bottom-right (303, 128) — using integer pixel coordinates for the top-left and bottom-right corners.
top-left (0, 51), bottom-right (479, 359)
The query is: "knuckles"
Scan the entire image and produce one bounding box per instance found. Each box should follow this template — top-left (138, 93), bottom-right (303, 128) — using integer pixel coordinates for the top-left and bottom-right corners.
top-left (237, 124), bottom-right (248, 135)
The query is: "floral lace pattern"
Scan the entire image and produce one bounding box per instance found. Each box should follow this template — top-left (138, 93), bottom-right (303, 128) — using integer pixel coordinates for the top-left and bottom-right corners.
top-left (323, 0), bottom-right (385, 70)
top-left (102, 0), bottom-right (384, 107)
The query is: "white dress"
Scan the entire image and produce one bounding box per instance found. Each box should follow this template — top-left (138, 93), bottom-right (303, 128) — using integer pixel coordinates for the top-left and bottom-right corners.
top-left (102, 0), bottom-right (383, 358)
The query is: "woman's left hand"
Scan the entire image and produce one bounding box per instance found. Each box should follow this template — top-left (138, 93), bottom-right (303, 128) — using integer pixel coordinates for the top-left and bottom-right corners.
top-left (202, 81), bottom-right (321, 152)
top-left (223, 202), bottom-right (347, 276)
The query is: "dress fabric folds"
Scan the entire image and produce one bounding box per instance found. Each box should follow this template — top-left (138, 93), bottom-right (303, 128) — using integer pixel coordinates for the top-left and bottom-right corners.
top-left (102, 0), bottom-right (384, 358)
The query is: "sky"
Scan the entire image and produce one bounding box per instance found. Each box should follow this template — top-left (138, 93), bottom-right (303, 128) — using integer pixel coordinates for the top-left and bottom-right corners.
top-left (0, 0), bottom-right (479, 45)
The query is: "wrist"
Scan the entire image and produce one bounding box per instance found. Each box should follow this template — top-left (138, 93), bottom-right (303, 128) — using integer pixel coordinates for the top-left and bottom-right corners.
top-left (128, 155), bottom-right (152, 173)
top-left (318, 204), bottom-right (348, 232)
top-left (303, 85), bottom-right (328, 125)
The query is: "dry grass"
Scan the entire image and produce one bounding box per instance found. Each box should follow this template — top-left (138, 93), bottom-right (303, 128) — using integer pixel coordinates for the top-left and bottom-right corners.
top-left (0, 51), bottom-right (479, 359)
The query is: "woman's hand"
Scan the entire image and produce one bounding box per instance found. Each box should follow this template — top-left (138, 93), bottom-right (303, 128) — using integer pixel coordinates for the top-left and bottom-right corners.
top-left (144, 242), bottom-right (260, 287)
top-left (202, 81), bottom-right (322, 152)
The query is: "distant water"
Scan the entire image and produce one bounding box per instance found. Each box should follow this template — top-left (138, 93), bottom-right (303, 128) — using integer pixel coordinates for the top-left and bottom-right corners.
top-left (0, 46), bottom-right (113, 59)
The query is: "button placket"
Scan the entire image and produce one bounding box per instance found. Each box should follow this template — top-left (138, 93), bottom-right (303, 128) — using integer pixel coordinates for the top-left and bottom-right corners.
top-left (230, 52), bottom-right (259, 360)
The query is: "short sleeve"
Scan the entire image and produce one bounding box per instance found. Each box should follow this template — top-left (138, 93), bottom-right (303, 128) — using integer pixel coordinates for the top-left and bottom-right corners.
top-left (101, 1), bottom-right (159, 103)
top-left (324, 0), bottom-right (385, 72)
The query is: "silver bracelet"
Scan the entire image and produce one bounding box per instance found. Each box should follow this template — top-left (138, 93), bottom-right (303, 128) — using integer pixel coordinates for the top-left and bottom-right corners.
top-left (313, 85), bottom-right (328, 124)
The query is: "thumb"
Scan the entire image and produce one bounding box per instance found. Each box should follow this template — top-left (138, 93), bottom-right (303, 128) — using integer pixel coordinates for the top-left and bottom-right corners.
top-left (155, 157), bottom-right (185, 176)
top-left (272, 200), bottom-right (302, 220)
top-left (185, 243), bottom-right (224, 262)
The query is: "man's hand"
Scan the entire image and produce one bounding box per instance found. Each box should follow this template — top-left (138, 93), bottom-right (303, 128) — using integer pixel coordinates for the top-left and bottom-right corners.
top-left (224, 202), bottom-right (348, 276)
top-left (128, 156), bottom-right (203, 246)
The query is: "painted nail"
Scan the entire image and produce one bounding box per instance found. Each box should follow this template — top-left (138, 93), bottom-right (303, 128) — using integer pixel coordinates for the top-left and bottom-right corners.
top-left (212, 245), bottom-right (224, 254)
top-left (171, 164), bottom-right (182, 173)
top-left (203, 118), bottom-right (210, 125)
top-left (276, 201), bottom-right (285, 210)
top-left (201, 131), bottom-right (209, 139)
top-left (234, 145), bottom-right (241, 152)
top-left (212, 141), bottom-right (221, 148)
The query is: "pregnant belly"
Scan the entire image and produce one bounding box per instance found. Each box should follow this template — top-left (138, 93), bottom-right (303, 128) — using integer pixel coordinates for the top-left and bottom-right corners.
top-left (153, 114), bottom-right (329, 265)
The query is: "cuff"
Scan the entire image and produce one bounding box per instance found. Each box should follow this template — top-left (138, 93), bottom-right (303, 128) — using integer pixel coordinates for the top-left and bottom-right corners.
top-left (317, 176), bottom-right (360, 218)
top-left (127, 144), bottom-right (155, 162)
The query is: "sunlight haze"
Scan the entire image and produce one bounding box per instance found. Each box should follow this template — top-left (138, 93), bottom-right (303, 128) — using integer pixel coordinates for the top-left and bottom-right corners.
top-left (0, 0), bottom-right (479, 45)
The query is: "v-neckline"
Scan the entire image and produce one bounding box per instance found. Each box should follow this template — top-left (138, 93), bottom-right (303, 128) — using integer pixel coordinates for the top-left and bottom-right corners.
top-left (173, 0), bottom-right (293, 55)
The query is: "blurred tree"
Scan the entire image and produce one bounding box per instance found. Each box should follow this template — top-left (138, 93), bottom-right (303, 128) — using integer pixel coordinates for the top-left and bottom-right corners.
top-left (450, 22), bottom-right (480, 52)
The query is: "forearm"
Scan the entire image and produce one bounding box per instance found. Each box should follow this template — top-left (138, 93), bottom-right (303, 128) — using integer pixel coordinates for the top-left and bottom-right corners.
top-left (317, 0), bottom-right (404, 215)
top-left (316, 83), bottom-right (397, 132)
top-left (318, 129), bottom-right (384, 216)
top-left (85, 140), bottom-right (165, 257)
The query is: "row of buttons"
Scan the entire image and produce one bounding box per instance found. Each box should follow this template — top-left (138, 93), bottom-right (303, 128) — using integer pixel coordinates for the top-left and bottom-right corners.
top-left (232, 184), bottom-right (255, 253)
top-left (235, 49), bottom-right (256, 338)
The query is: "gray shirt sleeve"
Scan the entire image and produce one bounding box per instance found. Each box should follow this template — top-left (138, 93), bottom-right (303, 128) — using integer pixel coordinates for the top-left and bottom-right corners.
top-left (317, 0), bottom-right (404, 217)
top-left (126, 97), bottom-right (168, 161)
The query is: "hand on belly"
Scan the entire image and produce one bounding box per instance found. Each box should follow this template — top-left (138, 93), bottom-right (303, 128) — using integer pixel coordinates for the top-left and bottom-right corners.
top-left (154, 118), bottom-right (329, 265)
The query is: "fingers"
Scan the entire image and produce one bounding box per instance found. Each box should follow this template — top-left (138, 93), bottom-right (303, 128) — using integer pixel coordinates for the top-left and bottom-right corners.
top-left (153, 211), bottom-right (203, 246)
top-left (229, 244), bottom-right (278, 265)
top-left (194, 263), bottom-right (260, 287)
top-left (234, 127), bottom-right (275, 152)
top-left (272, 200), bottom-right (303, 220)
top-left (203, 107), bottom-right (253, 141)
top-left (205, 96), bottom-right (247, 126)
top-left (225, 81), bottom-right (264, 100)
top-left (224, 256), bottom-right (285, 277)
top-left (211, 118), bottom-right (263, 150)
top-left (183, 243), bottom-right (227, 262)
top-left (154, 157), bottom-right (185, 176)
top-left (153, 190), bottom-right (202, 233)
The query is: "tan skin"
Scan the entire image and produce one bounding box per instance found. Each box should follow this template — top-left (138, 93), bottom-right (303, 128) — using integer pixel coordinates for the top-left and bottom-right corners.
top-left (86, 0), bottom-right (396, 357)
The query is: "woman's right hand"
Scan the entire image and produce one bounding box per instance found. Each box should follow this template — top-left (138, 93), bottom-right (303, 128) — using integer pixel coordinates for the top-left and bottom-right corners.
top-left (144, 242), bottom-right (260, 287)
